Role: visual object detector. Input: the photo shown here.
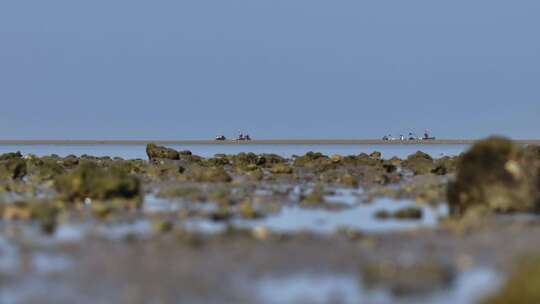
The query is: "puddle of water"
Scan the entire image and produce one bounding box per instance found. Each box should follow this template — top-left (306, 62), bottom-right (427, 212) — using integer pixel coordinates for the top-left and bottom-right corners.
top-left (254, 269), bottom-right (501, 304)
top-left (236, 197), bottom-right (447, 233)
top-left (0, 278), bottom-right (79, 304)
top-left (53, 220), bottom-right (153, 242)
top-left (32, 253), bottom-right (73, 274)
top-left (143, 194), bottom-right (180, 213)
top-left (324, 188), bottom-right (363, 206)
top-left (54, 224), bottom-right (87, 242)
top-left (0, 237), bottom-right (19, 274)
top-left (145, 188), bottom-right (446, 234)
top-left (256, 273), bottom-right (362, 304)
top-left (420, 269), bottom-right (503, 304)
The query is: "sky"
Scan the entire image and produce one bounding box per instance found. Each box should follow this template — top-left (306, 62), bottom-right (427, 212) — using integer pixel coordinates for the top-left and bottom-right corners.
top-left (0, 0), bottom-right (539, 140)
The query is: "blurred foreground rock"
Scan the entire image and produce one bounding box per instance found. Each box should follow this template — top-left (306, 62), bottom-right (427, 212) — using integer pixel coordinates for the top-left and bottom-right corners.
top-left (448, 137), bottom-right (540, 216)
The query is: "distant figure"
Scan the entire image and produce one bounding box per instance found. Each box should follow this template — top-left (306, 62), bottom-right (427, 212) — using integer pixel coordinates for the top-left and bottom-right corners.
top-left (215, 135), bottom-right (226, 141)
top-left (382, 135), bottom-right (389, 141)
top-left (400, 134), bottom-right (405, 141)
top-left (238, 133), bottom-right (245, 140)
top-left (245, 134), bottom-right (251, 140)
top-left (423, 129), bottom-right (436, 140)
top-left (408, 132), bottom-right (417, 140)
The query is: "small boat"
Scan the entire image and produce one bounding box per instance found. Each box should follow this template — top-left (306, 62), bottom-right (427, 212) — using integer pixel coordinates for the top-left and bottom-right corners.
top-left (215, 135), bottom-right (226, 141)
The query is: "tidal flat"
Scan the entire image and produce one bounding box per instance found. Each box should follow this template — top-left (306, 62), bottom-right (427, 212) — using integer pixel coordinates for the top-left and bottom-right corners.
top-left (1, 138), bottom-right (540, 303)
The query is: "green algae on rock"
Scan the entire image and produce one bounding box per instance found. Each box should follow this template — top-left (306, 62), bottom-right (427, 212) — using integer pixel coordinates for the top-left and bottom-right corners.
top-left (0, 151), bottom-right (23, 161)
top-left (375, 207), bottom-right (423, 220)
top-left (447, 137), bottom-right (540, 216)
top-left (146, 143), bottom-right (180, 160)
top-left (189, 167), bottom-right (232, 183)
top-left (270, 163), bottom-right (293, 174)
top-left (0, 152), bottom-right (27, 180)
top-left (153, 220), bottom-right (174, 233)
top-left (482, 256), bottom-right (540, 304)
top-left (362, 261), bottom-right (455, 296)
top-left (27, 156), bottom-right (66, 180)
top-left (238, 200), bottom-right (260, 219)
top-left (1, 200), bottom-right (59, 234)
top-left (147, 159), bottom-right (185, 180)
top-left (302, 186), bottom-right (326, 205)
top-left (403, 151), bottom-right (436, 175)
top-left (55, 162), bottom-right (141, 202)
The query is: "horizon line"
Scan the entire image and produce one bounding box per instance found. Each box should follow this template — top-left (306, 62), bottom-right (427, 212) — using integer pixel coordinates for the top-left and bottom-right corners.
top-left (0, 139), bottom-right (538, 145)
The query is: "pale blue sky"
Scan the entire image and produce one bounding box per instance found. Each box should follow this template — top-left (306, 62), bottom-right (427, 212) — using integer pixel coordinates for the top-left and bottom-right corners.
top-left (0, 0), bottom-right (538, 140)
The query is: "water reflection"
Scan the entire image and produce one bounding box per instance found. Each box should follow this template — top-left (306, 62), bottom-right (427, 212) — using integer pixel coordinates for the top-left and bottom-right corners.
top-left (255, 269), bottom-right (501, 304)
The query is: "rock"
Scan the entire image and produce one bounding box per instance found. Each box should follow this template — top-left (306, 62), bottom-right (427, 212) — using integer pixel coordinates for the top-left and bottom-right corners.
top-left (256, 154), bottom-right (285, 166)
top-left (179, 150), bottom-right (192, 156)
top-left (0, 151), bottom-right (23, 161)
top-left (146, 144), bottom-right (180, 160)
top-left (362, 261), bottom-right (454, 296)
top-left (153, 220), bottom-right (174, 233)
top-left (374, 210), bottom-right (391, 219)
top-left (2, 200), bottom-right (58, 234)
top-left (270, 164), bottom-right (293, 174)
top-left (55, 162), bottom-right (141, 202)
top-left (382, 163), bottom-right (397, 173)
top-left (447, 137), bottom-right (540, 216)
top-left (388, 157), bottom-right (403, 167)
top-left (238, 201), bottom-right (259, 219)
top-left (431, 165), bottom-right (448, 176)
top-left (340, 174), bottom-right (358, 187)
top-left (434, 156), bottom-right (458, 175)
top-left (330, 154), bottom-right (343, 163)
top-left (204, 157), bottom-right (230, 167)
top-left (375, 207), bottom-right (422, 220)
top-left (524, 145), bottom-right (540, 160)
top-left (403, 151), bottom-right (435, 175)
top-left (393, 207), bottom-right (423, 219)
top-left (245, 168), bottom-right (264, 181)
top-left (63, 155), bottom-right (79, 168)
top-left (252, 226), bottom-right (270, 240)
top-left (147, 159), bottom-right (185, 180)
top-left (370, 151), bottom-right (382, 159)
top-left (294, 152), bottom-right (328, 167)
top-left (0, 157), bottom-right (27, 180)
top-left (29, 157), bottom-right (65, 180)
top-left (302, 186), bottom-right (325, 204)
top-left (232, 152), bottom-right (258, 167)
top-left (190, 167), bottom-right (232, 183)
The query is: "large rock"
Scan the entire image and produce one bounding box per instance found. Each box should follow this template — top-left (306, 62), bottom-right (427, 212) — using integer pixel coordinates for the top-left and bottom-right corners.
top-left (55, 162), bottom-right (141, 202)
top-left (146, 144), bottom-right (180, 160)
top-left (447, 137), bottom-right (540, 216)
top-left (403, 151), bottom-right (436, 175)
top-left (0, 152), bottom-right (27, 180)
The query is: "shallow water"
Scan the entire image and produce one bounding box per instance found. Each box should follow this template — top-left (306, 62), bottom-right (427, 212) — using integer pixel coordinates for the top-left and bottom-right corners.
top-left (255, 269), bottom-right (501, 304)
top-left (235, 197), bottom-right (447, 233)
top-left (143, 190), bottom-right (448, 234)
top-left (0, 143), bottom-right (468, 159)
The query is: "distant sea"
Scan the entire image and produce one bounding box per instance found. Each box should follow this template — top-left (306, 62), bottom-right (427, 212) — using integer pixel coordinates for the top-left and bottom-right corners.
top-left (0, 144), bottom-right (469, 160)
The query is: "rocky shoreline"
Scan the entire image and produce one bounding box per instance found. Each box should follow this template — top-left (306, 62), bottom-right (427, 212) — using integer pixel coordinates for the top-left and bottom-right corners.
top-left (0, 137), bottom-right (539, 303)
